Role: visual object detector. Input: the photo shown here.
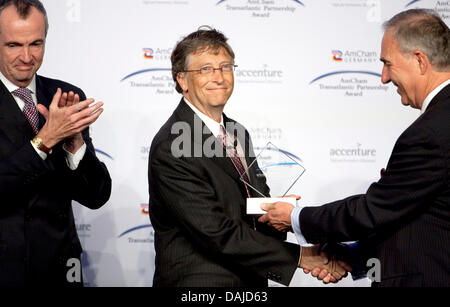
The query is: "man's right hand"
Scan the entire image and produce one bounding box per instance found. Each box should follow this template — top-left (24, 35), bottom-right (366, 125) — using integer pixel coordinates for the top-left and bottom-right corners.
top-left (36, 88), bottom-right (104, 149)
top-left (299, 245), bottom-right (352, 284)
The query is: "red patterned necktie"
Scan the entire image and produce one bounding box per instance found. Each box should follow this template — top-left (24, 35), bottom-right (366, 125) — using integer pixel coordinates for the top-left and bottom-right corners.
top-left (12, 87), bottom-right (39, 135)
top-left (219, 125), bottom-right (257, 230)
top-left (219, 125), bottom-right (252, 198)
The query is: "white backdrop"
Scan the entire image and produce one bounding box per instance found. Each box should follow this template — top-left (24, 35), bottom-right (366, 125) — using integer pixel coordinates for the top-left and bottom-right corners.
top-left (38, 0), bottom-right (449, 287)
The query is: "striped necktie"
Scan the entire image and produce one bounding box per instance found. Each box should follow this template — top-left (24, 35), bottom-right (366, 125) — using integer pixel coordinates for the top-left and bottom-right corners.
top-left (219, 125), bottom-right (257, 230)
top-left (218, 125), bottom-right (251, 197)
top-left (12, 87), bottom-right (39, 135)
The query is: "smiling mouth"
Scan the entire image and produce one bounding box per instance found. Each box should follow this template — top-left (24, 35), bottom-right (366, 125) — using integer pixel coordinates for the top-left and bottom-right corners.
top-left (15, 65), bottom-right (34, 71)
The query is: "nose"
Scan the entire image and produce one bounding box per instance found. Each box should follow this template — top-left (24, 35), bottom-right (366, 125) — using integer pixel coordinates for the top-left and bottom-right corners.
top-left (381, 65), bottom-right (390, 84)
top-left (20, 46), bottom-right (32, 63)
top-left (211, 68), bottom-right (225, 83)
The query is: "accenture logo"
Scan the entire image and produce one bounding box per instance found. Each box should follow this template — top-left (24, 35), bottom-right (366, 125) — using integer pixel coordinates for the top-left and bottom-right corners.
top-left (76, 223), bottom-right (92, 238)
top-left (235, 64), bottom-right (284, 84)
top-left (330, 143), bottom-right (377, 163)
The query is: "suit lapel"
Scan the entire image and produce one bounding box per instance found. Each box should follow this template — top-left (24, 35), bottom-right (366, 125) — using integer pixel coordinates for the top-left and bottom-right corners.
top-left (223, 115), bottom-right (269, 197)
top-left (173, 100), bottom-right (242, 183)
top-left (0, 80), bottom-right (35, 149)
top-left (35, 75), bottom-right (49, 130)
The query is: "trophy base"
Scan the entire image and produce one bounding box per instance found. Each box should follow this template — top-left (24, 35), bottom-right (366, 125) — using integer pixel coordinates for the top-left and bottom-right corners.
top-left (246, 197), bottom-right (297, 215)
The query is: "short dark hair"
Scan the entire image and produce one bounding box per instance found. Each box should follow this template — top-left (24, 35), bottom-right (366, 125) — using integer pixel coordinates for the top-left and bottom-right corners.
top-left (171, 26), bottom-right (235, 94)
top-left (0, 0), bottom-right (49, 36)
top-left (383, 9), bottom-right (450, 71)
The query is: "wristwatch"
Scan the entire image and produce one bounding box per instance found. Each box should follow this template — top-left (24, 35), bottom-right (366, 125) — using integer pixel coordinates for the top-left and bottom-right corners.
top-left (31, 136), bottom-right (53, 155)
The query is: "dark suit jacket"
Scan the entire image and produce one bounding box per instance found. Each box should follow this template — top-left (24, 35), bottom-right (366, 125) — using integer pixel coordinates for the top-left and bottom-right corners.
top-left (0, 75), bottom-right (112, 287)
top-left (300, 84), bottom-right (450, 287)
top-left (148, 100), bottom-right (300, 287)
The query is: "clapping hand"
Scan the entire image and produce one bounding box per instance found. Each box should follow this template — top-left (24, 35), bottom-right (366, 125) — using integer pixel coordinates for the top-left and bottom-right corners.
top-left (36, 88), bottom-right (104, 153)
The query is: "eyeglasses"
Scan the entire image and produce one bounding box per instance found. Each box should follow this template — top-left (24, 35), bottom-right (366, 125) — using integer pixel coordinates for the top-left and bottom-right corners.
top-left (182, 64), bottom-right (238, 75)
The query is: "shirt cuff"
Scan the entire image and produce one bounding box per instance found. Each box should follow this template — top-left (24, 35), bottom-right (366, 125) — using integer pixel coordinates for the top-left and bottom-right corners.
top-left (291, 206), bottom-right (310, 246)
top-left (64, 143), bottom-right (87, 170)
top-left (31, 141), bottom-right (48, 160)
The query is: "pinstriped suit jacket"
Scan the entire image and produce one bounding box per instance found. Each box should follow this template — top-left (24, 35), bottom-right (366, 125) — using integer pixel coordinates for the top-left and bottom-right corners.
top-left (300, 84), bottom-right (450, 287)
top-left (148, 100), bottom-right (300, 287)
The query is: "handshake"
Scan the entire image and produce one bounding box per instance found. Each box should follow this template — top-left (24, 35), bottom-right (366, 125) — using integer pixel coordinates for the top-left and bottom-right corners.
top-left (297, 244), bottom-right (352, 284)
top-left (259, 199), bottom-right (354, 284)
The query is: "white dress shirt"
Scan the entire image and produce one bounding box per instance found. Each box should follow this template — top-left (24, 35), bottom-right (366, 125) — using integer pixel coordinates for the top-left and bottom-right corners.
top-left (0, 72), bottom-right (86, 170)
top-left (421, 79), bottom-right (450, 114)
top-left (183, 98), bottom-right (249, 172)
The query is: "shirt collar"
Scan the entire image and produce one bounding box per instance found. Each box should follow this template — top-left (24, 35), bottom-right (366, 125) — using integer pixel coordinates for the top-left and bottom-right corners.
top-left (0, 71), bottom-right (37, 95)
top-left (183, 97), bottom-right (224, 138)
top-left (421, 79), bottom-right (450, 114)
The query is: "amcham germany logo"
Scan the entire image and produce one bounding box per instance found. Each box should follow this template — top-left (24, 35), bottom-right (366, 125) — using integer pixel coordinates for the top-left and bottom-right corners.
top-left (309, 71), bottom-right (388, 97)
top-left (405, 0), bottom-right (450, 20)
top-left (143, 48), bottom-right (154, 59)
top-left (118, 204), bottom-right (153, 240)
top-left (309, 49), bottom-right (389, 97)
top-left (120, 47), bottom-right (175, 95)
top-left (215, 0), bottom-right (305, 18)
top-left (121, 68), bottom-right (172, 82)
top-left (332, 50), bottom-right (343, 62)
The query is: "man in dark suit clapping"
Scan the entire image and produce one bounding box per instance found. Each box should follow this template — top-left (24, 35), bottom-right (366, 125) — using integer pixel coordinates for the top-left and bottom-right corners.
top-left (0, 0), bottom-right (111, 287)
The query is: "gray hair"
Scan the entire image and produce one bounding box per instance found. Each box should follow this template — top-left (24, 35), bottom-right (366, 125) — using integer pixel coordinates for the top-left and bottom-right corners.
top-left (0, 0), bottom-right (49, 36)
top-left (383, 9), bottom-right (450, 71)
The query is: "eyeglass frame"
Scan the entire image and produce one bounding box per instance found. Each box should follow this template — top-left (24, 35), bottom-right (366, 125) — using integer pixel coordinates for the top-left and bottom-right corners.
top-left (181, 64), bottom-right (238, 75)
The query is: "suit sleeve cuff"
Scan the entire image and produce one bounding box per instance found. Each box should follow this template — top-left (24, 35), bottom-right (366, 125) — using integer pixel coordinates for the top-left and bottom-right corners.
top-left (64, 143), bottom-right (87, 170)
top-left (291, 206), bottom-right (310, 246)
top-left (30, 140), bottom-right (47, 160)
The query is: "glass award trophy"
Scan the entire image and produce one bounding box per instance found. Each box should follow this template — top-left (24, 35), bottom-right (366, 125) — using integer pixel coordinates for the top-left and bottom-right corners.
top-left (240, 142), bottom-right (306, 215)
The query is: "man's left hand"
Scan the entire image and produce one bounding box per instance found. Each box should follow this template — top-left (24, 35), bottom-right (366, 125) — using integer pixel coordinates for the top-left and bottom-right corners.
top-left (60, 91), bottom-right (85, 154)
top-left (258, 201), bottom-right (295, 232)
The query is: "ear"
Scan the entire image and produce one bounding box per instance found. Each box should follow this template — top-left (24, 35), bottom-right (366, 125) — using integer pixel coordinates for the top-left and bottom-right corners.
top-left (414, 50), bottom-right (430, 75)
top-left (176, 72), bottom-right (188, 93)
